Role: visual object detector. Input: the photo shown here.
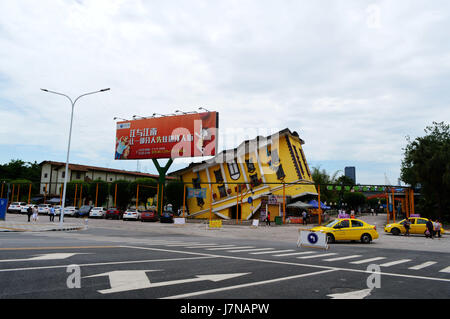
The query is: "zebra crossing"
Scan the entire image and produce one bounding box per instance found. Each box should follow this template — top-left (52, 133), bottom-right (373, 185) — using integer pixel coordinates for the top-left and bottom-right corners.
top-left (149, 240), bottom-right (450, 274)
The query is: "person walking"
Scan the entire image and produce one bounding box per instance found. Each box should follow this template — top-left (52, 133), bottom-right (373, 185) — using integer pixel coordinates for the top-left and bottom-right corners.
top-left (404, 218), bottom-right (411, 236)
top-left (434, 220), bottom-right (442, 238)
top-left (425, 219), bottom-right (434, 239)
top-left (266, 211), bottom-right (271, 226)
top-left (302, 210), bottom-right (308, 225)
top-left (31, 205), bottom-right (38, 223)
top-left (26, 205), bottom-right (32, 222)
top-left (49, 206), bottom-right (55, 222)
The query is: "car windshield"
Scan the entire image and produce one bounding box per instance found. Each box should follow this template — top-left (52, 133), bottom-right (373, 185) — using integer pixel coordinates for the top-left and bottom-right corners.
top-left (324, 220), bottom-right (341, 228)
top-left (11, 202), bottom-right (19, 205)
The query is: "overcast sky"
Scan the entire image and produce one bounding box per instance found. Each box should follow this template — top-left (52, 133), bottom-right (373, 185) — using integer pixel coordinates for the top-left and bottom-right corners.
top-left (1, 0), bottom-right (449, 185)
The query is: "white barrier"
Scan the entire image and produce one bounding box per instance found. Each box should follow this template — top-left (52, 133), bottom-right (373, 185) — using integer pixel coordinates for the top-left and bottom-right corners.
top-left (297, 230), bottom-right (329, 250)
top-left (174, 218), bottom-right (186, 225)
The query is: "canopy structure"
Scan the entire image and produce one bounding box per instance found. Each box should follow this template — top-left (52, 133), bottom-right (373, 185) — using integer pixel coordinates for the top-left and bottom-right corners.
top-left (308, 200), bottom-right (330, 210)
top-left (287, 201), bottom-right (313, 209)
top-left (46, 198), bottom-right (62, 204)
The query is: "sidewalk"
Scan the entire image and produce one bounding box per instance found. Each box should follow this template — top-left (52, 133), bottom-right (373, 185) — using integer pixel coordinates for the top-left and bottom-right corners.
top-left (0, 215), bottom-right (86, 232)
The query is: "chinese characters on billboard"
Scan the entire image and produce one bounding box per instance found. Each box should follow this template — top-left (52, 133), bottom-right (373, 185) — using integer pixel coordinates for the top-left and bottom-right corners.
top-left (115, 112), bottom-right (219, 160)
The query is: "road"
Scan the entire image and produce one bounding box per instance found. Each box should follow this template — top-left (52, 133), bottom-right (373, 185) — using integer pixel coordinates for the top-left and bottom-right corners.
top-left (0, 216), bottom-right (449, 305)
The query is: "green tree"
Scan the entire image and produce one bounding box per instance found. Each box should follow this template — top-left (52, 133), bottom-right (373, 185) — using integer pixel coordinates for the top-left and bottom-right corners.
top-left (400, 121), bottom-right (450, 221)
top-left (66, 180), bottom-right (89, 206)
top-left (130, 178), bottom-right (158, 208)
top-left (164, 180), bottom-right (184, 212)
top-left (109, 180), bottom-right (132, 210)
top-left (311, 166), bottom-right (341, 203)
top-left (0, 160), bottom-right (41, 183)
top-left (88, 180), bottom-right (109, 207)
top-left (342, 192), bottom-right (366, 210)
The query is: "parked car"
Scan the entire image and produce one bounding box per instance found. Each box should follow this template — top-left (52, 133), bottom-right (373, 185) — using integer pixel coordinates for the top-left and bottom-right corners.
top-left (310, 218), bottom-right (379, 244)
top-left (76, 205), bottom-right (93, 218)
top-left (62, 206), bottom-right (79, 217)
top-left (105, 208), bottom-right (123, 220)
top-left (37, 204), bottom-right (52, 215)
top-left (54, 205), bottom-right (61, 215)
top-left (141, 210), bottom-right (159, 222)
top-left (8, 202), bottom-right (27, 213)
top-left (123, 209), bottom-right (141, 221)
top-left (21, 204), bottom-right (37, 214)
top-left (160, 211), bottom-right (174, 223)
top-left (89, 207), bottom-right (106, 218)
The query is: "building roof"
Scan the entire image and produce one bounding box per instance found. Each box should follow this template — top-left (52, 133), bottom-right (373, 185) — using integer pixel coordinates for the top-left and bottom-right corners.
top-left (40, 161), bottom-right (175, 180)
top-left (169, 128), bottom-right (304, 177)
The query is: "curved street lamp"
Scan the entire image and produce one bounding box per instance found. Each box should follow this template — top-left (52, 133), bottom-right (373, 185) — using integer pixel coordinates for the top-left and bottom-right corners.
top-left (41, 88), bottom-right (110, 226)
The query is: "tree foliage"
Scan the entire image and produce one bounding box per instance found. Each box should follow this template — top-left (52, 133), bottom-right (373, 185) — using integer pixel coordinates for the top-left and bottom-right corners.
top-left (164, 180), bottom-right (184, 212)
top-left (109, 180), bottom-right (132, 210)
top-left (401, 121), bottom-right (450, 221)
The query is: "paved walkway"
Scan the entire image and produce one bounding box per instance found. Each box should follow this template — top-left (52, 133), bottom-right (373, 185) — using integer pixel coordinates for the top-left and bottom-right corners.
top-left (0, 215), bottom-right (86, 232)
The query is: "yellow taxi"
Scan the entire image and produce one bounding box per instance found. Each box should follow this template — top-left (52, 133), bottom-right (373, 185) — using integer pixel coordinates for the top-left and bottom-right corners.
top-left (384, 217), bottom-right (446, 236)
top-left (310, 218), bottom-right (379, 244)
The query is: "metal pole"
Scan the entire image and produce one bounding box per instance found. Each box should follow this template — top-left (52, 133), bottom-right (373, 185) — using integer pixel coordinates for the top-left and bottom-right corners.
top-left (41, 87), bottom-right (110, 227)
top-left (28, 184), bottom-right (32, 204)
top-left (182, 184), bottom-right (186, 218)
top-left (114, 183), bottom-right (117, 208)
top-left (283, 183), bottom-right (286, 224)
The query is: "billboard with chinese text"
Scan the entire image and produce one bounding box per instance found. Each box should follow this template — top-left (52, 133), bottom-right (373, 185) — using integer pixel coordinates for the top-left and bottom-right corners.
top-left (115, 112), bottom-right (218, 160)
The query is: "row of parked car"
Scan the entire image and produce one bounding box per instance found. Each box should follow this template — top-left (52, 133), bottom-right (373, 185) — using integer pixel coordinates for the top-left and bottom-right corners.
top-left (6, 202), bottom-right (174, 223)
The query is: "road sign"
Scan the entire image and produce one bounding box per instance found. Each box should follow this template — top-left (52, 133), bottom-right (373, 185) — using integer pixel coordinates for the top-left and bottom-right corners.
top-left (0, 198), bottom-right (6, 220)
top-left (297, 231), bottom-right (329, 250)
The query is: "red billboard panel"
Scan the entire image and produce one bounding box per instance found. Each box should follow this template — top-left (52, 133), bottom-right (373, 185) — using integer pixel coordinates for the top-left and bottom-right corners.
top-left (115, 112), bottom-right (218, 160)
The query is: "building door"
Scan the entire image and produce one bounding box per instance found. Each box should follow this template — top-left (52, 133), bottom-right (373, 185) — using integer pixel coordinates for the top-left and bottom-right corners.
top-left (230, 205), bottom-right (241, 220)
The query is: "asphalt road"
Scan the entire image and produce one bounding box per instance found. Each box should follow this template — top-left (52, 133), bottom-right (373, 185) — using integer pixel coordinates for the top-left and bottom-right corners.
top-left (0, 223), bottom-right (449, 304)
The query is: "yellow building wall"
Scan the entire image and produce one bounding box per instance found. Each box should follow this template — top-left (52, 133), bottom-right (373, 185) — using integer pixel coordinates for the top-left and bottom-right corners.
top-left (180, 131), bottom-right (317, 220)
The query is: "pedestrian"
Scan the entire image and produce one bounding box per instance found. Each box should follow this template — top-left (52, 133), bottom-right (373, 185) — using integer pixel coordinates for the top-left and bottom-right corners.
top-left (32, 205), bottom-right (38, 223)
top-left (433, 220), bottom-right (442, 238)
top-left (266, 212), bottom-right (271, 226)
top-left (302, 210), bottom-right (308, 225)
top-left (371, 208), bottom-right (375, 216)
top-left (425, 219), bottom-right (434, 239)
top-left (49, 206), bottom-right (55, 222)
top-left (26, 205), bottom-right (32, 222)
top-left (404, 218), bottom-right (411, 236)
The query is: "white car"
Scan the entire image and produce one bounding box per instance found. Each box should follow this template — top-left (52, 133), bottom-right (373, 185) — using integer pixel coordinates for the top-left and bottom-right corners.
top-left (123, 209), bottom-right (141, 221)
top-left (54, 206), bottom-right (62, 215)
top-left (62, 206), bottom-right (79, 217)
top-left (21, 204), bottom-right (37, 213)
top-left (8, 202), bottom-right (27, 213)
top-left (89, 207), bottom-right (106, 218)
top-left (37, 204), bottom-right (52, 215)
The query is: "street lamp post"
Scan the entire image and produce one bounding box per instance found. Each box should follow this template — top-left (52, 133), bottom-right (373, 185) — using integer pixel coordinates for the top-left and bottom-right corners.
top-left (41, 88), bottom-right (110, 226)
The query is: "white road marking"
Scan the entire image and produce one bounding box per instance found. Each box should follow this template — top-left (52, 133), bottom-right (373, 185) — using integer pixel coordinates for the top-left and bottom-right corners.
top-left (185, 244), bottom-right (234, 249)
top-left (327, 288), bottom-right (373, 299)
top-left (323, 255), bottom-right (362, 262)
top-left (161, 269), bottom-right (338, 299)
top-left (206, 246), bottom-right (253, 251)
top-left (297, 253), bottom-right (337, 259)
top-left (250, 250), bottom-right (295, 255)
top-left (409, 261), bottom-right (437, 270)
top-left (228, 248), bottom-right (274, 253)
top-left (350, 257), bottom-right (387, 264)
top-left (86, 270), bottom-right (249, 294)
top-left (439, 266), bottom-right (450, 273)
top-left (0, 253), bottom-right (90, 263)
top-left (379, 259), bottom-right (412, 267)
top-left (272, 251), bottom-right (316, 257)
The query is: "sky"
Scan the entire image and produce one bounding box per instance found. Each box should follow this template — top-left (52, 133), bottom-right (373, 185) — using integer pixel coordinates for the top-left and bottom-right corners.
top-left (0, 0), bottom-right (449, 185)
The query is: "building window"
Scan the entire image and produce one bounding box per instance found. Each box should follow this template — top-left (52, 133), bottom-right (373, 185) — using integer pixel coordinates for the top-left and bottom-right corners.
top-left (276, 164), bottom-right (286, 180)
top-left (214, 169), bottom-right (223, 183)
top-left (249, 173), bottom-right (261, 187)
top-left (62, 172), bottom-right (65, 178)
top-left (218, 185), bottom-right (227, 198)
top-left (44, 173), bottom-right (48, 178)
top-left (76, 172), bottom-right (81, 179)
top-left (245, 159), bottom-right (256, 173)
top-left (227, 161), bottom-right (240, 180)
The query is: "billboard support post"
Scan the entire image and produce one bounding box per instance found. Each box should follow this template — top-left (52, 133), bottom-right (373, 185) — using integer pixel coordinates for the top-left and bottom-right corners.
top-left (152, 158), bottom-right (173, 216)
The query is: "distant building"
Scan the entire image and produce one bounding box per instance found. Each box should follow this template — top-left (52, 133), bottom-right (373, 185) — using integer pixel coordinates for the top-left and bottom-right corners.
top-left (345, 166), bottom-right (356, 183)
top-left (39, 161), bottom-right (163, 196)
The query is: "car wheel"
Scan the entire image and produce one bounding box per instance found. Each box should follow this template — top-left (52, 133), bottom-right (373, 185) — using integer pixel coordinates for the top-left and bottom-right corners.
top-left (326, 233), bottom-right (335, 244)
top-left (360, 233), bottom-right (372, 244)
top-left (391, 228), bottom-right (400, 236)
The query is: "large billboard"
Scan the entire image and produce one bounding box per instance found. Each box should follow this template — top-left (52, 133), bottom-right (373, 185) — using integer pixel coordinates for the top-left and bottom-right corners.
top-left (115, 112), bottom-right (218, 160)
